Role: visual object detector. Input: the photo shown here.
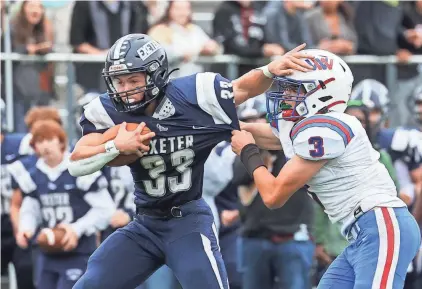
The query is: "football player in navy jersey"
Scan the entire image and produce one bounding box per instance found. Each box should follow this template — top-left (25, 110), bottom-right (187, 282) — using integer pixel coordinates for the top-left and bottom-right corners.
top-left (9, 106), bottom-right (63, 236)
top-left (15, 120), bottom-right (114, 289)
top-left (6, 106), bottom-right (64, 289)
top-left (345, 79), bottom-right (421, 206)
top-left (68, 33), bottom-right (312, 289)
top-left (1, 99), bottom-right (35, 289)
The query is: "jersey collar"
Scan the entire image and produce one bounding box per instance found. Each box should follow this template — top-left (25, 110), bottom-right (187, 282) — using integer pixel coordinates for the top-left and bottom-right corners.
top-left (36, 151), bottom-right (70, 182)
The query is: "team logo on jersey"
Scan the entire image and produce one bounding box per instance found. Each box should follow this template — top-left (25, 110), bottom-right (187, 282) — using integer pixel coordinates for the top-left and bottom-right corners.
top-left (137, 40), bottom-right (161, 61)
top-left (4, 154), bottom-right (16, 161)
top-left (66, 269), bottom-right (83, 281)
top-left (47, 182), bottom-right (57, 190)
top-left (152, 98), bottom-right (175, 120)
top-left (305, 57), bottom-right (333, 71)
top-left (156, 124), bottom-right (168, 132)
top-left (64, 184), bottom-right (75, 190)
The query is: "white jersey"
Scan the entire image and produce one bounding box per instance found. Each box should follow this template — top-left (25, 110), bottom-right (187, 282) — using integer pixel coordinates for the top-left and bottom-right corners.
top-left (274, 111), bottom-right (406, 236)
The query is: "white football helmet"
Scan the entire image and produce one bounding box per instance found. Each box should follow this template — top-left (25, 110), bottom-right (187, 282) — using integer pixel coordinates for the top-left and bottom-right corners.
top-left (266, 49), bottom-right (354, 123)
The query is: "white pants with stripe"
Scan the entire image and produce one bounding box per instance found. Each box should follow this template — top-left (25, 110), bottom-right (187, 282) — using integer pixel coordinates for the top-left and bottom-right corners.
top-left (318, 207), bottom-right (421, 289)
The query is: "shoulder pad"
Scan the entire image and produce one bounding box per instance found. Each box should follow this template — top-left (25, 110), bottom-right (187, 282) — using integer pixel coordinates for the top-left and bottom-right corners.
top-left (195, 72), bottom-right (237, 126)
top-left (7, 161), bottom-right (36, 193)
top-left (82, 94), bottom-right (115, 131)
top-left (291, 115), bottom-right (355, 160)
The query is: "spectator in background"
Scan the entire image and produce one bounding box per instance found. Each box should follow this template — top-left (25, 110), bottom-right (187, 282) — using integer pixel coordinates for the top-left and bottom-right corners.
top-left (11, 0), bottom-right (54, 133)
top-left (70, 1), bottom-right (148, 93)
top-left (230, 100), bottom-right (315, 289)
top-left (393, 0), bottom-right (422, 127)
top-left (352, 0), bottom-right (422, 104)
top-left (141, 0), bottom-right (169, 27)
top-left (213, 0), bottom-right (284, 76)
top-left (149, 0), bottom-right (221, 78)
top-left (264, 0), bottom-right (314, 53)
top-left (305, 0), bottom-right (357, 55)
top-left (236, 148), bottom-right (315, 289)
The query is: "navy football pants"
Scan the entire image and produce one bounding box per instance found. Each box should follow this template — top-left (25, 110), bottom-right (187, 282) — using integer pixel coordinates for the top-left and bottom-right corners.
top-left (73, 198), bottom-right (228, 289)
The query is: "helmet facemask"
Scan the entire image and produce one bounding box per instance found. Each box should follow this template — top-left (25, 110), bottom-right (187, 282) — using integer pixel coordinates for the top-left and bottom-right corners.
top-left (266, 76), bottom-right (334, 123)
top-left (103, 61), bottom-right (163, 113)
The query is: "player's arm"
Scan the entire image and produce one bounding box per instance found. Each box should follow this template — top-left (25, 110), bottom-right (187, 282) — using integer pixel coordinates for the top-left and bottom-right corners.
top-left (8, 161), bottom-right (36, 235)
top-left (232, 119), bottom-right (351, 208)
top-left (232, 44), bottom-right (313, 106)
top-left (69, 122), bottom-right (154, 177)
top-left (67, 174), bottom-right (115, 238)
top-left (16, 196), bottom-right (42, 248)
top-left (240, 121), bottom-right (282, 150)
top-left (10, 189), bottom-right (23, 235)
top-left (252, 156), bottom-right (327, 208)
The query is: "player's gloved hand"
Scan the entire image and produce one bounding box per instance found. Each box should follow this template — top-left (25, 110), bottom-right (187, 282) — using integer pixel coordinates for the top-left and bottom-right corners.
top-left (114, 122), bottom-right (155, 157)
top-left (231, 130), bottom-right (256, 155)
top-left (16, 230), bottom-right (33, 249)
top-left (110, 209), bottom-right (131, 228)
top-left (58, 223), bottom-right (79, 251)
top-left (267, 43), bottom-right (314, 77)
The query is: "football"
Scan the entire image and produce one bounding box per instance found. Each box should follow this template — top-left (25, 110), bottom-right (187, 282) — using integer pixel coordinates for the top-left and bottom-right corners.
top-left (37, 227), bottom-right (66, 253)
top-left (102, 123), bottom-right (152, 146)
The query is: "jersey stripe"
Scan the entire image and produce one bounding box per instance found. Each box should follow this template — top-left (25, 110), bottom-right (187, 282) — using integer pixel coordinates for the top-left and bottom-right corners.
top-left (195, 73), bottom-right (232, 125)
top-left (7, 160), bottom-right (36, 194)
top-left (290, 115), bottom-right (354, 146)
top-left (83, 96), bottom-right (115, 130)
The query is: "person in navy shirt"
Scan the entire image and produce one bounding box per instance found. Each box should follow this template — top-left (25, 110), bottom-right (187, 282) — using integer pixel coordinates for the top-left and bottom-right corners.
top-left (15, 120), bottom-right (114, 289)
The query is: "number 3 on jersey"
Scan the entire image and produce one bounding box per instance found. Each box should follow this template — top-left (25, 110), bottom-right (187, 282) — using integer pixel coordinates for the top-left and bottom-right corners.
top-left (308, 136), bottom-right (325, 157)
top-left (140, 149), bottom-right (194, 197)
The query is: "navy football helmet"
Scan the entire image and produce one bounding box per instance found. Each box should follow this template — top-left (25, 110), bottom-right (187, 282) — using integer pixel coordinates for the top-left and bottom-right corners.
top-left (102, 34), bottom-right (170, 113)
top-left (412, 84), bottom-right (422, 125)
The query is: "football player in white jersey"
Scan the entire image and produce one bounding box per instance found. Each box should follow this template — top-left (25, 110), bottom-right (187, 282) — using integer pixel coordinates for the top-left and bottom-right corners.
top-left (231, 49), bottom-right (421, 289)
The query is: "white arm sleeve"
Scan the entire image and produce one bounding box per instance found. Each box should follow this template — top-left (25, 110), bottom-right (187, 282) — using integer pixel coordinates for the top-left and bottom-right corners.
top-left (68, 150), bottom-right (119, 177)
top-left (19, 196), bottom-right (41, 234)
top-left (70, 187), bottom-right (115, 237)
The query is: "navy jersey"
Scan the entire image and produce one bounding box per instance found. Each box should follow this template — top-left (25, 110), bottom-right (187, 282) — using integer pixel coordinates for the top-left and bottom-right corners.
top-left (1, 133), bottom-right (33, 234)
top-left (103, 166), bottom-right (135, 212)
top-left (18, 154), bottom-right (115, 255)
top-left (80, 73), bottom-right (239, 209)
top-left (377, 128), bottom-right (422, 171)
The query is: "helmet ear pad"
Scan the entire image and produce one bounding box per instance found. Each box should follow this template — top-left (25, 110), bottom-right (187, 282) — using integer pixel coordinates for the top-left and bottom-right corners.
top-left (151, 67), bottom-right (168, 90)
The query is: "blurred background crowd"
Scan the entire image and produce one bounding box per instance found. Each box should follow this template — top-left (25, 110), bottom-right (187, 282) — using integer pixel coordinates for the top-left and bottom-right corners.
top-left (1, 1), bottom-right (422, 289)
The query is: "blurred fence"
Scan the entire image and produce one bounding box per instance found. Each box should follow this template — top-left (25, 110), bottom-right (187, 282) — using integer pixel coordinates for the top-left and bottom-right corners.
top-left (2, 52), bottom-right (422, 141)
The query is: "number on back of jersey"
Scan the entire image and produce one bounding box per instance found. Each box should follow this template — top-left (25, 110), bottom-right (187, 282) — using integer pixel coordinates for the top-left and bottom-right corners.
top-left (219, 81), bottom-right (234, 100)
